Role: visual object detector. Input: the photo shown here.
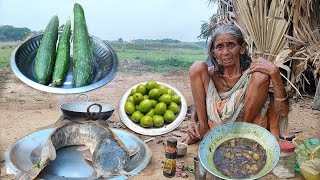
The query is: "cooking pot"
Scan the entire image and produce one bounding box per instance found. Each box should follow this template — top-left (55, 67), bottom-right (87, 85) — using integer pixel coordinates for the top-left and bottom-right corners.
top-left (60, 94), bottom-right (114, 121)
top-left (198, 122), bottom-right (280, 180)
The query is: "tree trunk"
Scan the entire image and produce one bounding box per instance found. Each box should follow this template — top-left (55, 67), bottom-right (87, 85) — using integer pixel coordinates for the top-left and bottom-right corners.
top-left (312, 78), bottom-right (320, 110)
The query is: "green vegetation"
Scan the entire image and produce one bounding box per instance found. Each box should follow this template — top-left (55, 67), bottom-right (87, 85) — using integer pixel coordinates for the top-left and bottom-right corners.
top-left (0, 42), bottom-right (17, 69)
top-left (0, 25), bottom-right (31, 41)
top-left (107, 41), bottom-right (207, 72)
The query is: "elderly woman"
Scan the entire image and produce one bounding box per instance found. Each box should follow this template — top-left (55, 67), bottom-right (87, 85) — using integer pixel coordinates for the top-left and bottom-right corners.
top-left (184, 24), bottom-right (289, 144)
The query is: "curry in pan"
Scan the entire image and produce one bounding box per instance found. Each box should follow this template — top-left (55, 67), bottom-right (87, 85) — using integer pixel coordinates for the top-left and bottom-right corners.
top-left (213, 138), bottom-right (267, 179)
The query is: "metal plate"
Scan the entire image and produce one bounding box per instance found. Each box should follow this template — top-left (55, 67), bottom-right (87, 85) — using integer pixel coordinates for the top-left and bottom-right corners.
top-left (119, 81), bottom-right (187, 136)
top-left (5, 128), bottom-right (152, 180)
top-left (10, 33), bottom-right (119, 94)
top-left (198, 122), bottom-right (280, 180)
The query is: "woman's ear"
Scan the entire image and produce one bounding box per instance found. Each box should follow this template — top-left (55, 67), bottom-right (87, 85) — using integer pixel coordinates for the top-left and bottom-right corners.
top-left (240, 43), bottom-right (247, 54)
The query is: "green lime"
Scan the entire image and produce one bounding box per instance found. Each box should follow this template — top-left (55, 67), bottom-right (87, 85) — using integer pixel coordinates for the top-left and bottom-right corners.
top-left (133, 93), bottom-right (144, 104)
top-left (146, 81), bottom-right (159, 91)
top-left (136, 84), bottom-right (147, 95)
top-left (148, 88), bottom-right (161, 100)
top-left (131, 111), bottom-right (144, 123)
top-left (158, 84), bottom-right (168, 95)
top-left (140, 115), bottom-right (153, 127)
top-left (153, 115), bottom-right (164, 127)
top-left (139, 99), bottom-right (153, 113)
top-left (171, 95), bottom-right (181, 104)
top-left (130, 88), bottom-right (136, 96)
top-left (167, 89), bottom-right (174, 96)
top-left (135, 105), bottom-right (142, 112)
top-left (143, 95), bottom-right (149, 100)
top-left (163, 110), bottom-right (175, 123)
top-left (127, 96), bottom-right (135, 104)
top-left (155, 102), bottom-right (167, 115)
top-left (124, 102), bottom-right (135, 115)
top-left (168, 102), bottom-right (179, 113)
top-left (159, 94), bottom-right (172, 105)
top-left (150, 99), bottom-right (158, 108)
top-left (145, 108), bottom-right (156, 117)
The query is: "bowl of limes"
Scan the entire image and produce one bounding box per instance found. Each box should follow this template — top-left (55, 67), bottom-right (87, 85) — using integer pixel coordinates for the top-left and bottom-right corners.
top-left (119, 81), bottom-right (187, 136)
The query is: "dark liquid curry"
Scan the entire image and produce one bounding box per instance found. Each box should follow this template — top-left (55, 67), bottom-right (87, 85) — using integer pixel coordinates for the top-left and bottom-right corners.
top-left (213, 138), bottom-right (267, 179)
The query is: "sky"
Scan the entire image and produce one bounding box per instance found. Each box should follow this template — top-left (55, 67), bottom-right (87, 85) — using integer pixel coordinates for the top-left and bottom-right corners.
top-left (0, 0), bottom-right (216, 42)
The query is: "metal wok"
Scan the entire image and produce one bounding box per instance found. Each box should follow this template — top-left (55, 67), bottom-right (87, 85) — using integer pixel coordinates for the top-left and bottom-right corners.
top-left (198, 122), bottom-right (280, 180)
top-left (60, 94), bottom-right (114, 121)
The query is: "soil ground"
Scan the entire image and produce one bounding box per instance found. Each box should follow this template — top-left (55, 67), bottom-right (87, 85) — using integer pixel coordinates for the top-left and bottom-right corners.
top-left (0, 65), bottom-right (319, 180)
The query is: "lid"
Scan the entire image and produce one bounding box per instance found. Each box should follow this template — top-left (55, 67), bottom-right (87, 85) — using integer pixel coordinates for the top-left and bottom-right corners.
top-left (279, 141), bottom-right (295, 152)
top-left (167, 138), bottom-right (177, 146)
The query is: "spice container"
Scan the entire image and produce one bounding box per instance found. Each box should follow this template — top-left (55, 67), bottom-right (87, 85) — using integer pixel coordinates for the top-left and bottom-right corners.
top-left (163, 138), bottom-right (177, 177)
top-left (177, 142), bottom-right (188, 157)
top-left (272, 141), bottom-right (296, 178)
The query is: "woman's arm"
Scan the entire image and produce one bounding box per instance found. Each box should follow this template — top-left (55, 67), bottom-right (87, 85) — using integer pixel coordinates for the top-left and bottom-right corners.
top-left (249, 57), bottom-right (289, 116)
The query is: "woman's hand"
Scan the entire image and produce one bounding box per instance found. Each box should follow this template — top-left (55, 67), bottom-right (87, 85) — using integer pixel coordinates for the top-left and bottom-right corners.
top-left (249, 57), bottom-right (279, 78)
top-left (249, 57), bottom-right (289, 116)
top-left (182, 123), bottom-right (202, 145)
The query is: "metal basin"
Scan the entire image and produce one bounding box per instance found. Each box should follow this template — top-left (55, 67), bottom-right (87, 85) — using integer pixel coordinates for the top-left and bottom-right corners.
top-left (10, 33), bottom-right (119, 94)
top-left (198, 122), bottom-right (280, 180)
top-left (119, 81), bottom-right (187, 136)
top-left (5, 128), bottom-right (152, 179)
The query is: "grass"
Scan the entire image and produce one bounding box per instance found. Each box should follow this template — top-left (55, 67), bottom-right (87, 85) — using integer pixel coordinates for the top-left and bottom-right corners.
top-left (0, 42), bottom-right (17, 69)
top-left (0, 41), bottom-right (208, 73)
top-left (109, 42), bottom-right (207, 72)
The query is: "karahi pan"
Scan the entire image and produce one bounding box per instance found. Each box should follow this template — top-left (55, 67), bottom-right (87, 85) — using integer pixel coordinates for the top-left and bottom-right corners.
top-left (60, 94), bottom-right (114, 121)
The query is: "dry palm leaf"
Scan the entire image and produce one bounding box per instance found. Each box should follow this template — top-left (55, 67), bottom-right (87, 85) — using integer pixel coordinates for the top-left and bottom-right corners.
top-left (287, 0), bottom-right (320, 94)
top-left (231, 0), bottom-right (299, 94)
top-left (232, 0), bottom-right (291, 62)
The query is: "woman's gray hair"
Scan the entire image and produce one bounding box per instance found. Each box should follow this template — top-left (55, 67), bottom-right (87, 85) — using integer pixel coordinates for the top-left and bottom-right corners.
top-left (208, 24), bottom-right (252, 74)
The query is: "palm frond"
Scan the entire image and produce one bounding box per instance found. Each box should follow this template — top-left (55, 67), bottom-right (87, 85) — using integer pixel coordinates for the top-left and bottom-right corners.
top-left (232, 0), bottom-right (291, 62)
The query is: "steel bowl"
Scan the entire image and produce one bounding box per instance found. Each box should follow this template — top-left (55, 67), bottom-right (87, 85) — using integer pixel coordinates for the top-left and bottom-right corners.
top-left (198, 122), bottom-right (280, 180)
top-left (10, 33), bottom-right (119, 94)
top-left (119, 81), bottom-right (187, 136)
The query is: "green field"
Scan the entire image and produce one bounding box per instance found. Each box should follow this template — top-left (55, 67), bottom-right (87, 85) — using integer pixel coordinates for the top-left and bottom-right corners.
top-left (0, 41), bottom-right (208, 72)
top-left (0, 42), bottom-right (17, 69)
top-left (109, 42), bottom-right (207, 72)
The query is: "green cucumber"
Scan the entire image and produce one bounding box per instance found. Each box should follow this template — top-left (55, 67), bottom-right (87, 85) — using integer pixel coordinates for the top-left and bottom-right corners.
top-left (52, 19), bottom-right (71, 86)
top-left (34, 15), bottom-right (59, 84)
top-left (73, 3), bottom-right (93, 87)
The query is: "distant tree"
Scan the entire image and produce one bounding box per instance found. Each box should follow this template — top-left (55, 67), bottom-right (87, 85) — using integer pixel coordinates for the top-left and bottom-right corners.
top-left (198, 15), bottom-right (218, 41)
top-left (160, 38), bottom-right (180, 44)
top-left (132, 38), bottom-right (180, 44)
top-left (0, 25), bottom-right (31, 41)
top-left (118, 38), bottom-right (124, 43)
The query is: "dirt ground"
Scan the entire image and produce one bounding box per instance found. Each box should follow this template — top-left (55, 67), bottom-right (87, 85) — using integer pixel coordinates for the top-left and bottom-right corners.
top-left (0, 67), bottom-right (319, 180)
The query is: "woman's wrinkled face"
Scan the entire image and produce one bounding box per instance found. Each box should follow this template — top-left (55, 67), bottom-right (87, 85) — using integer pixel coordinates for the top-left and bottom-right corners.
top-left (212, 33), bottom-right (244, 68)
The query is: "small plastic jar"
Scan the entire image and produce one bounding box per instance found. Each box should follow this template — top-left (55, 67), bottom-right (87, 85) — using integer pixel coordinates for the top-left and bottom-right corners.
top-left (272, 141), bottom-right (296, 178)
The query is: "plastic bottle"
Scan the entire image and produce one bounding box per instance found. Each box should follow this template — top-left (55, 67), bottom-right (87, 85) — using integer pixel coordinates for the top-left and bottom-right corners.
top-left (163, 137), bottom-right (177, 178)
top-left (272, 141), bottom-right (296, 178)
